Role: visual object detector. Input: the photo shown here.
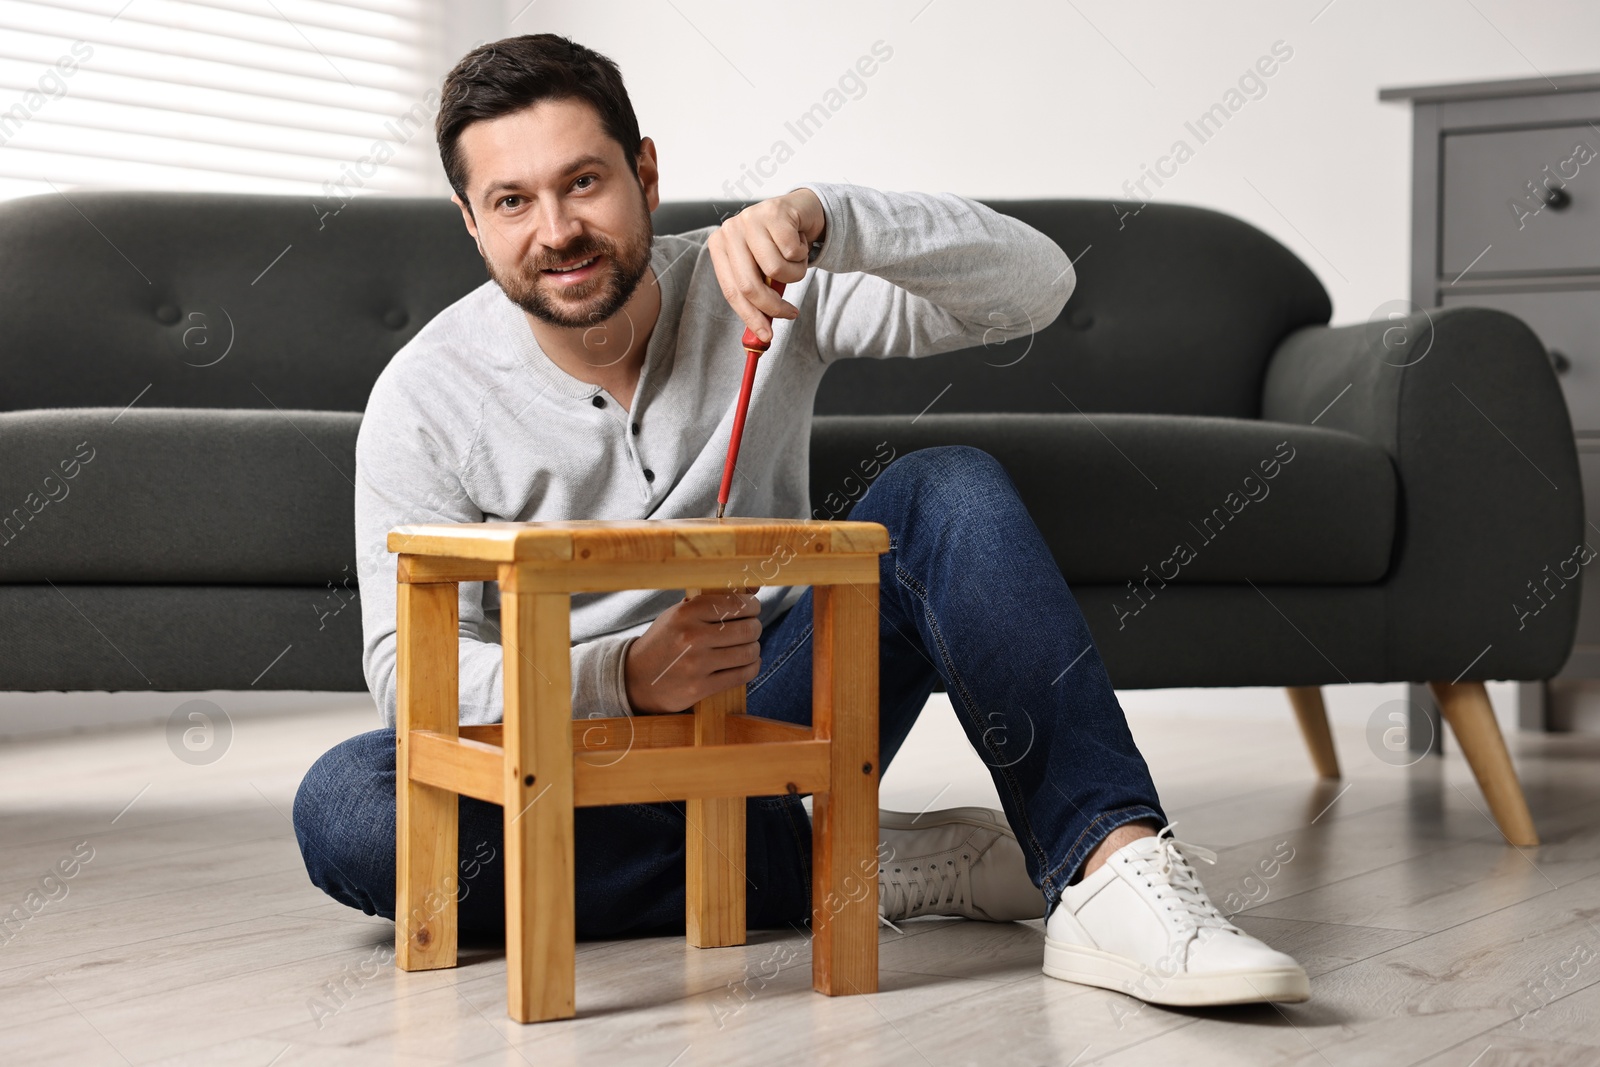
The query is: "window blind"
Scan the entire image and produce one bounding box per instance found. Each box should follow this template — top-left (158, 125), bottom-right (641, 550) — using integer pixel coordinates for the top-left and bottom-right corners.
top-left (0, 0), bottom-right (443, 202)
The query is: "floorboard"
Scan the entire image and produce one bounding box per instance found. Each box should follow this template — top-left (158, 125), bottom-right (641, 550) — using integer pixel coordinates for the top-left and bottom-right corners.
top-left (1, 688), bottom-right (1595, 1065)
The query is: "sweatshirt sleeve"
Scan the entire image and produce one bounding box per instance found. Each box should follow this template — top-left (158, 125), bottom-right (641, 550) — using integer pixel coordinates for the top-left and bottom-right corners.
top-left (355, 376), bottom-right (640, 727)
top-left (792, 182), bottom-right (1075, 364)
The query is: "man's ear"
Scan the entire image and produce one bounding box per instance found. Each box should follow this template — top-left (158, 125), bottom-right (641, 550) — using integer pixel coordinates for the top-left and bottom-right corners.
top-left (636, 136), bottom-right (661, 214)
top-left (451, 192), bottom-right (483, 256)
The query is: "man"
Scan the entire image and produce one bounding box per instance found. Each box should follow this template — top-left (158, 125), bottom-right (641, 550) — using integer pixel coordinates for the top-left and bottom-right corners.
top-left (293, 33), bottom-right (1310, 1007)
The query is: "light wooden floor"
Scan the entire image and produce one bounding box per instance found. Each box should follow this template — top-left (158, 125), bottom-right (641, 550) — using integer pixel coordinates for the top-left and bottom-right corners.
top-left (2, 690), bottom-right (1598, 1066)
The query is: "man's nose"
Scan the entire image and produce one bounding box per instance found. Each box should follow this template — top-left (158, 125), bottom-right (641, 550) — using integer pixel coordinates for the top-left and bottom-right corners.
top-left (533, 204), bottom-right (584, 254)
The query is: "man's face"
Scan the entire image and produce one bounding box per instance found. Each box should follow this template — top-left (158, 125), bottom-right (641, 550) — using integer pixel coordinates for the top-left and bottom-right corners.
top-left (452, 98), bottom-right (657, 330)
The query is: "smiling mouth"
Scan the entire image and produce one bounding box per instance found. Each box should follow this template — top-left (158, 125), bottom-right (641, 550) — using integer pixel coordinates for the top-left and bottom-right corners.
top-left (543, 255), bottom-right (600, 275)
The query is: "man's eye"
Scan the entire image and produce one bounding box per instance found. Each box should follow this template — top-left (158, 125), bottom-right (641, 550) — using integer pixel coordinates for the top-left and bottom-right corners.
top-left (498, 195), bottom-right (522, 209)
top-left (574, 175), bottom-right (595, 191)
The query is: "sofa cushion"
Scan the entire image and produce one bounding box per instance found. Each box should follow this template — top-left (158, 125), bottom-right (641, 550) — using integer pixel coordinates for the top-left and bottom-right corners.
top-left (811, 414), bottom-right (1397, 584)
top-left (0, 408), bottom-right (357, 584)
top-left (3, 407), bottom-right (1394, 589)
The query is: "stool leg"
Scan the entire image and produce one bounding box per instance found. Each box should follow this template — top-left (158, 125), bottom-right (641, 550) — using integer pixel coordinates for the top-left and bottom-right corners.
top-left (810, 582), bottom-right (880, 996)
top-left (687, 683), bottom-right (747, 948)
top-left (502, 587), bottom-right (576, 1022)
top-left (395, 581), bottom-right (460, 971)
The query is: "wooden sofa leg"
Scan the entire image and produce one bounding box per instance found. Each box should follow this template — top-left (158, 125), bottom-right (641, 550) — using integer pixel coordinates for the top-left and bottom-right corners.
top-left (1427, 681), bottom-right (1539, 847)
top-left (1285, 686), bottom-right (1341, 779)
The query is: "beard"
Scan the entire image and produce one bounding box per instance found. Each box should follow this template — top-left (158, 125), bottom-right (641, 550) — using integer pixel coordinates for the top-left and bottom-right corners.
top-left (486, 189), bottom-right (654, 330)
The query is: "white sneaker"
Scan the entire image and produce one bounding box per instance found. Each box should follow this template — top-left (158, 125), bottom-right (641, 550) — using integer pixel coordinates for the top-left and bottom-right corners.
top-left (1043, 826), bottom-right (1310, 1006)
top-left (877, 807), bottom-right (1044, 925)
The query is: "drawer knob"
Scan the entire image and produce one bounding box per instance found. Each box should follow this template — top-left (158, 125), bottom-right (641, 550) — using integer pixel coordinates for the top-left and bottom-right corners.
top-left (1539, 185), bottom-right (1572, 212)
top-left (1549, 348), bottom-right (1572, 375)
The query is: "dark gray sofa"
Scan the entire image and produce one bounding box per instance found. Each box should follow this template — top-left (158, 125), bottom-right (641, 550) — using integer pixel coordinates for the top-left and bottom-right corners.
top-left (0, 190), bottom-right (1579, 841)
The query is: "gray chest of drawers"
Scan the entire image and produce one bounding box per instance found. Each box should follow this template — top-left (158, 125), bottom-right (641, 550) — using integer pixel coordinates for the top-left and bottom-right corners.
top-left (1385, 72), bottom-right (1600, 731)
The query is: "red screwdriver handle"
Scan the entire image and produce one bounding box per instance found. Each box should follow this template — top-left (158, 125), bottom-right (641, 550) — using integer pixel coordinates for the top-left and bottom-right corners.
top-left (717, 276), bottom-right (788, 518)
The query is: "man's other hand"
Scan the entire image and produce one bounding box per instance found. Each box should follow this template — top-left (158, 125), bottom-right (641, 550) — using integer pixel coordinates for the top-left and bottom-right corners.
top-left (707, 187), bottom-right (826, 344)
top-left (623, 590), bottom-right (763, 714)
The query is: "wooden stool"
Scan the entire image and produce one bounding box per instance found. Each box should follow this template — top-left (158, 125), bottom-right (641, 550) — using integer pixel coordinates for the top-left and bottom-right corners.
top-left (388, 517), bottom-right (889, 1023)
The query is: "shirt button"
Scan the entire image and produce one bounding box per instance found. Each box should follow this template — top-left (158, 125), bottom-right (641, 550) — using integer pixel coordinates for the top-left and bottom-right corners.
top-left (631, 421), bottom-right (640, 435)
top-left (592, 395), bottom-right (606, 409)
top-left (643, 468), bottom-right (655, 482)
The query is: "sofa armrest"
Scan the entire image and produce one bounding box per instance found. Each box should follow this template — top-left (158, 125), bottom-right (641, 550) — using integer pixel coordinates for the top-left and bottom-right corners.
top-left (1261, 305), bottom-right (1584, 680)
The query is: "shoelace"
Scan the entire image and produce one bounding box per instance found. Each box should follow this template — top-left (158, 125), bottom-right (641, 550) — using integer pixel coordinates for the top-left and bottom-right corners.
top-left (1131, 824), bottom-right (1231, 933)
top-left (878, 852), bottom-right (973, 929)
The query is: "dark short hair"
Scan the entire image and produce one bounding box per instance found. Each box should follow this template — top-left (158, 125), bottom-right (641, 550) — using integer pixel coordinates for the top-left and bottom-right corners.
top-left (435, 34), bottom-right (643, 210)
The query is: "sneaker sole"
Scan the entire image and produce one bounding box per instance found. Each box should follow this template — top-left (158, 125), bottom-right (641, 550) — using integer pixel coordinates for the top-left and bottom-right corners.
top-left (1043, 937), bottom-right (1311, 1006)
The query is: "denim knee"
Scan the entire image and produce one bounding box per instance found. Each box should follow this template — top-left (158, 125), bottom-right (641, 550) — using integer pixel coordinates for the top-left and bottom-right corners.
top-left (863, 445), bottom-right (1020, 525)
top-left (292, 729), bottom-right (397, 918)
top-left (882, 445), bottom-right (1011, 491)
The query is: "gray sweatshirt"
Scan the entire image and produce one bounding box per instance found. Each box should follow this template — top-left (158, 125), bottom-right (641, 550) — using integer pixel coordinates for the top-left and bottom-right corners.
top-left (355, 181), bottom-right (1075, 726)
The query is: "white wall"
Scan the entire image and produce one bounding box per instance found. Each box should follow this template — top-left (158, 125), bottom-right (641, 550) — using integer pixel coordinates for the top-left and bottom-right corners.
top-left (507, 0), bottom-right (1600, 325)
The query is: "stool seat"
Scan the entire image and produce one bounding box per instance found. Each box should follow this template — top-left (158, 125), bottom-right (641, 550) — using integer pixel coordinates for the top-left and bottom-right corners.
top-left (388, 517), bottom-right (889, 1022)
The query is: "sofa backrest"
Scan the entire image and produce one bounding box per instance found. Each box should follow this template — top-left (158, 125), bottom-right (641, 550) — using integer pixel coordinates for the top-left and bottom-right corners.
top-left (653, 199), bottom-right (1333, 420)
top-left (1, 191), bottom-right (1329, 419)
top-left (0, 190), bottom-right (484, 413)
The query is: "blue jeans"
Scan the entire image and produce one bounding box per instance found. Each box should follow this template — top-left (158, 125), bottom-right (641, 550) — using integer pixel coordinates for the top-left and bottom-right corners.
top-left (293, 446), bottom-right (1165, 938)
